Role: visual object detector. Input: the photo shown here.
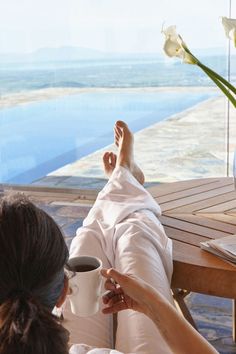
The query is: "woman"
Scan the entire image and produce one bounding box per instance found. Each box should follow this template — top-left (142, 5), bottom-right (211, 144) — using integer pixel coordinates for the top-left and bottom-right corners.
top-left (0, 193), bottom-right (69, 354)
top-left (0, 121), bottom-right (218, 354)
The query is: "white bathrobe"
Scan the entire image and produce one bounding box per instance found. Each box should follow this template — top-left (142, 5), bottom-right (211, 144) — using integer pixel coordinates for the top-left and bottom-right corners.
top-left (69, 166), bottom-right (173, 354)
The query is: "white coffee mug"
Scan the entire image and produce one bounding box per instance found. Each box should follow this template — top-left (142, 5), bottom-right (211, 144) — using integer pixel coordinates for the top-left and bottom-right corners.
top-left (66, 256), bottom-right (102, 317)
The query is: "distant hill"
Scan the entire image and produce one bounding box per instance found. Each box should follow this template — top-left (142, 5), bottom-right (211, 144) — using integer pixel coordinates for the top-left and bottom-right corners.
top-left (0, 46), bottom-right (109, 63)
top-left (30, 46), bottom-right (109, 61)
top-left (0, 46), bottom-right (172, 63)
top-left (0, 45), bottom-right (230, 64)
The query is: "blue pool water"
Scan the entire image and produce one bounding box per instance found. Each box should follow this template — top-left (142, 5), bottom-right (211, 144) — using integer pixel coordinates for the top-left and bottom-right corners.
top-left (0, 91), bottom-right (216, 184)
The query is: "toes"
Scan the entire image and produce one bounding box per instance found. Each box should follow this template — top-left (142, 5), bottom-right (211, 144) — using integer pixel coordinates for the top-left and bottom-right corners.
top-left (103, 152), bottom-right (110, 166)
top-left (110, 153), bottom-right (117, 167)
top-left (116, 125), bottom-right (123, 137)
top-left (114, 123), bottom-right (123, 147)
top-left (115, 121), bottom-right (131, 138)
top-left (114, 125), bottom-right (122, 138)
top-left (116, 120), bottom-right (127, 130)
top-left (103, 152), bottom-right (117, 177)
top-left (114, 127), bottom-right (121, 147)
top-left (115, 136), bottom-right (119, 147)
top-left (103, 152), bottom-right (117, 168)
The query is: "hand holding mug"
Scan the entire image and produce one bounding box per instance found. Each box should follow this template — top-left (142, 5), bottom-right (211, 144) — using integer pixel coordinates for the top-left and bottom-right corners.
top-left (101, 268), bottom-right (158, 317)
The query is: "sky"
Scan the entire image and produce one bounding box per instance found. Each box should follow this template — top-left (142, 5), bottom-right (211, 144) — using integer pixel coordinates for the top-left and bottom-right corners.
top-left (0, 0), bottom-right (234, 54)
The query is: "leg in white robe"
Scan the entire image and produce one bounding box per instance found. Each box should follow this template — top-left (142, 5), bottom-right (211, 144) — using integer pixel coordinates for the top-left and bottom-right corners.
top-left (69, 166), bottom-right (173, 353)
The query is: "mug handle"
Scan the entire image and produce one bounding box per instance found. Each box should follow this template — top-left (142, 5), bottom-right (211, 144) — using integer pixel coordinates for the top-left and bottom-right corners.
top-left (69, 282), bottom-right (79, 296)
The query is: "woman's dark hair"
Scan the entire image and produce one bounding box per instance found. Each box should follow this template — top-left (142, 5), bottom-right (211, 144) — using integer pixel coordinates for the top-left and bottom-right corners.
top-left (0, 193), bottom-right (69, 354)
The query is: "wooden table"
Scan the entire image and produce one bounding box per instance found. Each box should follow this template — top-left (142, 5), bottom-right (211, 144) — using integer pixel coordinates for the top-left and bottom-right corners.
top-left (147, 177), bottom-right (236, 338)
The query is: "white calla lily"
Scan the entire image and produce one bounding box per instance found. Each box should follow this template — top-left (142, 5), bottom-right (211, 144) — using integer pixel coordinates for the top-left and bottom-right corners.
top-left (221, 17), bottom-right (236, 47)
top-left (163, 37), bottom-right (184, 58)
top-left (162, 24), bottom-right (236, 108)
top-left (162, 25), bottom-right (197, 64)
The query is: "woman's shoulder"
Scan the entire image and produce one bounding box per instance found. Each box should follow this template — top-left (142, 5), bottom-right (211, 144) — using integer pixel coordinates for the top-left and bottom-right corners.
top-left (69, 344), bottom-right (124, 354)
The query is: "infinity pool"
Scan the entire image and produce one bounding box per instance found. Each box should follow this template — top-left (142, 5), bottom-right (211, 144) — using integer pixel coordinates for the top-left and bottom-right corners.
top-left (0, 90), bottom-right (216, 184)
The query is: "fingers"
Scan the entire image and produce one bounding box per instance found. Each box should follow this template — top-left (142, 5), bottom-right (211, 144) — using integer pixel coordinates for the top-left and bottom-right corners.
top-left (101, 268), bottom-right (114, 279)
top-left (103, 278), bottom-right (117, 291)
top-left (101, 268), bottom-right (143, 314)
top-left (102, 286), bottom-right (124, 303)
top-left (103, 291), bottom-right (124, 304)
top-left (102, 300), bottom-right (127, 314)
top-left (101, 268), bottom-right (128, 314)
top-left (101, 268), bottom-right (128, 286)
top-left (102, 291), bottom-right (128, 314)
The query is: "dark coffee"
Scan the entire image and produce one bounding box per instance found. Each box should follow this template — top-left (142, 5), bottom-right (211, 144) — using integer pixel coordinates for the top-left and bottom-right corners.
top-left (73, 264), bottom-right (97, 272)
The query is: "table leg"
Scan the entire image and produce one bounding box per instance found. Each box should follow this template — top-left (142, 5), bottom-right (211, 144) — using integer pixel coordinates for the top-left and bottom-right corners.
top-left (113, 313), bottom-right (117, 347)
top-left (172, 288), bottom-right (198, 330)
top-left (233, 299), bottom-right (236, 342)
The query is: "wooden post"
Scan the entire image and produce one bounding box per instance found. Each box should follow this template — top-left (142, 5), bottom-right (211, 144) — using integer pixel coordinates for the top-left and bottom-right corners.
top-left (172, 288), bottom-right (198, 330)
top-left (233, 299), bottom-right (236, 342)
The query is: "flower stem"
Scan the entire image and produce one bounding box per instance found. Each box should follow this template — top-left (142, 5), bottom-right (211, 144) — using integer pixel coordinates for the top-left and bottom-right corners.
top-left (199, 65), bottom-right (236, 108)
top-left (185, 46), bottom-right (236, 95)
top-left (198, 61), bottom-right (236, 95)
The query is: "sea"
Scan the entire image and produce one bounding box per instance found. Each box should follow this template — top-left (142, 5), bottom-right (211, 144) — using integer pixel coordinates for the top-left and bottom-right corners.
top-left (1, 55), bottom-right (235, 94)
top-left (0, 55), bottom-right (234, 184)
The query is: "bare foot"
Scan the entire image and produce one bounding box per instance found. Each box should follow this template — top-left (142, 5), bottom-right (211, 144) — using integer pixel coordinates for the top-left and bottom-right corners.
top-left (103, 151), bottom-right (117, 178)
top-left (114, 121), bottom-right (145, 185)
